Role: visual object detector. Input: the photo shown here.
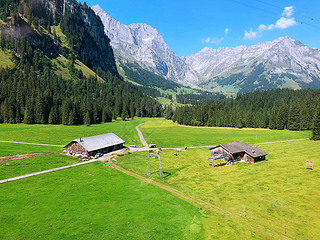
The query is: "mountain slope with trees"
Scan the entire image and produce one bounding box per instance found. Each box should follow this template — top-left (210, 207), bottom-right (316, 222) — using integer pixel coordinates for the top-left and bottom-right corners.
top-left (0, 0), bottom-right (162, 125)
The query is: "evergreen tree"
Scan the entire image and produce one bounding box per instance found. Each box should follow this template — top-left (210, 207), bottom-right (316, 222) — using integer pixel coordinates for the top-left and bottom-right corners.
top-left (312, 108), bottom-right (320, 140)
top-left (121, 103), bottom-right (129, 121)
top-left (23, 98), bottom-right (35, 124)
top-left (68, 110), bottom-right (76, 125)
top-left (276, 105), bottom-right (288, 130)
top-left (287, 103), bottom-right (300, 130)
top-left (130, 101), bottom-right (135, 120)
top-left (84, 112), bottom-right (91, 126)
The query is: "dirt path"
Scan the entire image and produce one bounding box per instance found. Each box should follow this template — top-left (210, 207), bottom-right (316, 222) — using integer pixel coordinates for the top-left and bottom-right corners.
top-left (136, 122), bottom-right (148, 147)
top-left (0, 140), bottom-right (63, 147)
top-left (110, 163), bottom-right (227, 214)
top-left (0, 159), bottom-right (99, 184)
top-left (0, 152), bottom-right (60, 162)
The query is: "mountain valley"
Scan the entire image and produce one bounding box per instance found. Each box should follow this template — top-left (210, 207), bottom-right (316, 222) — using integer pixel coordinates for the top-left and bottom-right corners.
top-left (93, 4), bottom-right (320, 94)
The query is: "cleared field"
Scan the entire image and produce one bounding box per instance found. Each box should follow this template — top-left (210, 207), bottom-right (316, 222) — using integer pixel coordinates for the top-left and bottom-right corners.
top-left (140, 119), bottom-right (311, 148)
top-left (0, 142), bottom-right (61, 157)
top-left (0, 153), bottom-right (80, 180)
top-left (0, 162), bottom-right (204, 239)
top-left (117, 140), bottom-right (320, 239)
top-left (0, 118), bottom-right (150, 146)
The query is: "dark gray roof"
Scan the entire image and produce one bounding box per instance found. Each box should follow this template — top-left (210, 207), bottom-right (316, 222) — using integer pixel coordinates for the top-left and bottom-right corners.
top-left (210, 141), bottom-right (267, 158)
top-left (65, 133), bottom-right (125, 152)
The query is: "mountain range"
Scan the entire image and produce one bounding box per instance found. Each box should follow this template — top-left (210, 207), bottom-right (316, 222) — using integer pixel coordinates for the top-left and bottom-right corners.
top-left (92, 4), bottom-right (320, 93)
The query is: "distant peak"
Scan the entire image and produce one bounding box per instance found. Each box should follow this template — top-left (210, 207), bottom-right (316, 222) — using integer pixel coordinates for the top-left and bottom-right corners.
top-left (200, 46), bottom-right (214, 53)
top-left (275, 35), bottom-right (295, 42)
top-left (91, 4), bottom-right (103, 11)
top-left (129, 23), bottom-right (156, 30)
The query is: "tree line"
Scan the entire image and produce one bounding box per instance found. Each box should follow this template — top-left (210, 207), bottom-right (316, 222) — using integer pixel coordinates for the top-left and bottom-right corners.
top-left (169, 88), bottom-right (320, 139)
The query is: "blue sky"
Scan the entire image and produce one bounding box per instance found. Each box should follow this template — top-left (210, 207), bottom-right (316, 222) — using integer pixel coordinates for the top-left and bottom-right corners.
top-left (81, 0), bottom-right (320, 57)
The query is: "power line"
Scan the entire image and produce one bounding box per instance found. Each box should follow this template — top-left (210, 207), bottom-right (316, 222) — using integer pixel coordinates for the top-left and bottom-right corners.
top-left (253, 0), bottom-right (320, 22)
top-left (227, 0), bottom-right (320, 30)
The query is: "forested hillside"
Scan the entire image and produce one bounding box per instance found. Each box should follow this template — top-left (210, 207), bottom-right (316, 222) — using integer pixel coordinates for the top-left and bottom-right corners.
top-left (170, 89), bottom-right (320, 139)
top-left (0, 0), bottom-right (162, 125)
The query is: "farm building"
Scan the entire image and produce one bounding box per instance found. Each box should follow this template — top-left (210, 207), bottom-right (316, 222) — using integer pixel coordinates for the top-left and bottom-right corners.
top-left (209, 141), bottom-right (267, 163)
top-left (64, 133), bottom-right (125, 157)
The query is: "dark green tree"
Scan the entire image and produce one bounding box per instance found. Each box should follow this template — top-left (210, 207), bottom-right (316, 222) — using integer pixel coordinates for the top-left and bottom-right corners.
top-left (312, 108), bottom-right (320, 140)
top-left (287, 103), bottom-right (300, 130)
top-left (84, 112), bottom-right (91, 126)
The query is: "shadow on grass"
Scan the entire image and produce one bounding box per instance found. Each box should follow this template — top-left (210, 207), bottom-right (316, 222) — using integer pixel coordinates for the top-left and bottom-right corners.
top-left (148, 165), bottom-right (191, 180)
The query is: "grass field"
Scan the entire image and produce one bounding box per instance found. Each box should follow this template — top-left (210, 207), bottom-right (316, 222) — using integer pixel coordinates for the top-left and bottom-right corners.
top-left (0, 142), bottom-right (61, 157)
top-left (117, 140), bottom-right (320, 239)
top-left (140, 119), bottom-right (311, 148)
top-left (0, 153), bottom-right (80, 180)
top-left (1, 118), bottom-right (318, 239)
top-left (0, 118), bottom-right (150, 146)
top-left (0, 162), bottom-right (204, 239)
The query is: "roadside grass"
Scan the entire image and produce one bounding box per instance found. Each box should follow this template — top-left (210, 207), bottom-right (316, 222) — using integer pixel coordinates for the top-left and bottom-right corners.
top-left (0, 142), bottom-right (61, 157)
top-left (140, 119), bottom-right (311, 148)
top-left (117, 140), bottom-right (320, 239)
top-left (0, 162), bottom-right (204, 239)
top-left (0, 153), bottom-right (80, 180)
top-left (0, 118), bottom-right (151, 147)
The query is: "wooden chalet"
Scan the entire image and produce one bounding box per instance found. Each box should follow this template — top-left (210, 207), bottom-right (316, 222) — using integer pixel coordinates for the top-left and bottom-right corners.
top-left (209, 141), bottom-right (267, 163)
top-left (64, 133), bottom-right (125, 157)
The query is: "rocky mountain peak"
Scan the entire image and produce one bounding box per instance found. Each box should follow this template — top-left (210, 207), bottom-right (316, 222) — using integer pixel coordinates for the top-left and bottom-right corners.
top-left (92, 5), bottom-right (198, 85)
top-left (92, 5), bottom-right (320, 93)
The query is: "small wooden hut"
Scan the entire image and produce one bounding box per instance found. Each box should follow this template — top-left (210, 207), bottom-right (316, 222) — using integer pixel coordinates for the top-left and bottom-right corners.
top-left (64, 133), bottom-right (125, 157)
top-left (209, 141), bottom-right (267, 163)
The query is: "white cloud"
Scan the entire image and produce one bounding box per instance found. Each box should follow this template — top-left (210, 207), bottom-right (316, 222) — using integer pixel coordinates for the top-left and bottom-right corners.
top-left (211, 37), bottom-right (224, 44)
top-left (202, 28), bottom-right (230, 44)
top-left (244, 6), bottom-right (297, 40)
top-left (282, 6), bottom-right (294, 18)
top-left (275, 17), bottom-right (297, 29)
top-left (267, 24), bottom-right (275, 30)
top-left (258, 24), bottom-right (267, 31)
top-left (244, 28), bottom-right (258, 40)
top-left (201, 37), bottom-right (211, 44)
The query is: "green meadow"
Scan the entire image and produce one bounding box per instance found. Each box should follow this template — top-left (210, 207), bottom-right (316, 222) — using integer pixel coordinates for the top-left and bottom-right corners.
top-left (0, 153), bottom-right (80, 180)
top-left (140, 119), bottom-right (311, 148)
top-left (0, 142), bottom-right (61, 157)
top-left (0, 162), bottom-right (204, 239)
top-left (0, 118), bottom-right (150, 146)
top-left (117, 140), bottom-right (320, 239)
top-left (0, 118), bottom-right (319, 239)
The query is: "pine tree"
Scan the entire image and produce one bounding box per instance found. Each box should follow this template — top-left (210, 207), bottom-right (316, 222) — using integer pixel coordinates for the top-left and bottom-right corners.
top-left (23, 98), bottom-right (35, 124)
top-left (312, 108), bottom-right (320, 140)
top-left (68, 110), bottom-right (75, 125)
top-left (287, 103), bottom-right (300, 130)
top-left (121, 103), bottom-right (128, 121)
top-left (130, 101), bottom-right (135, 120)
top-left (84, 112), bottom-right (91, 126)
top-left (276, 105), bottom-right (288, 130)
